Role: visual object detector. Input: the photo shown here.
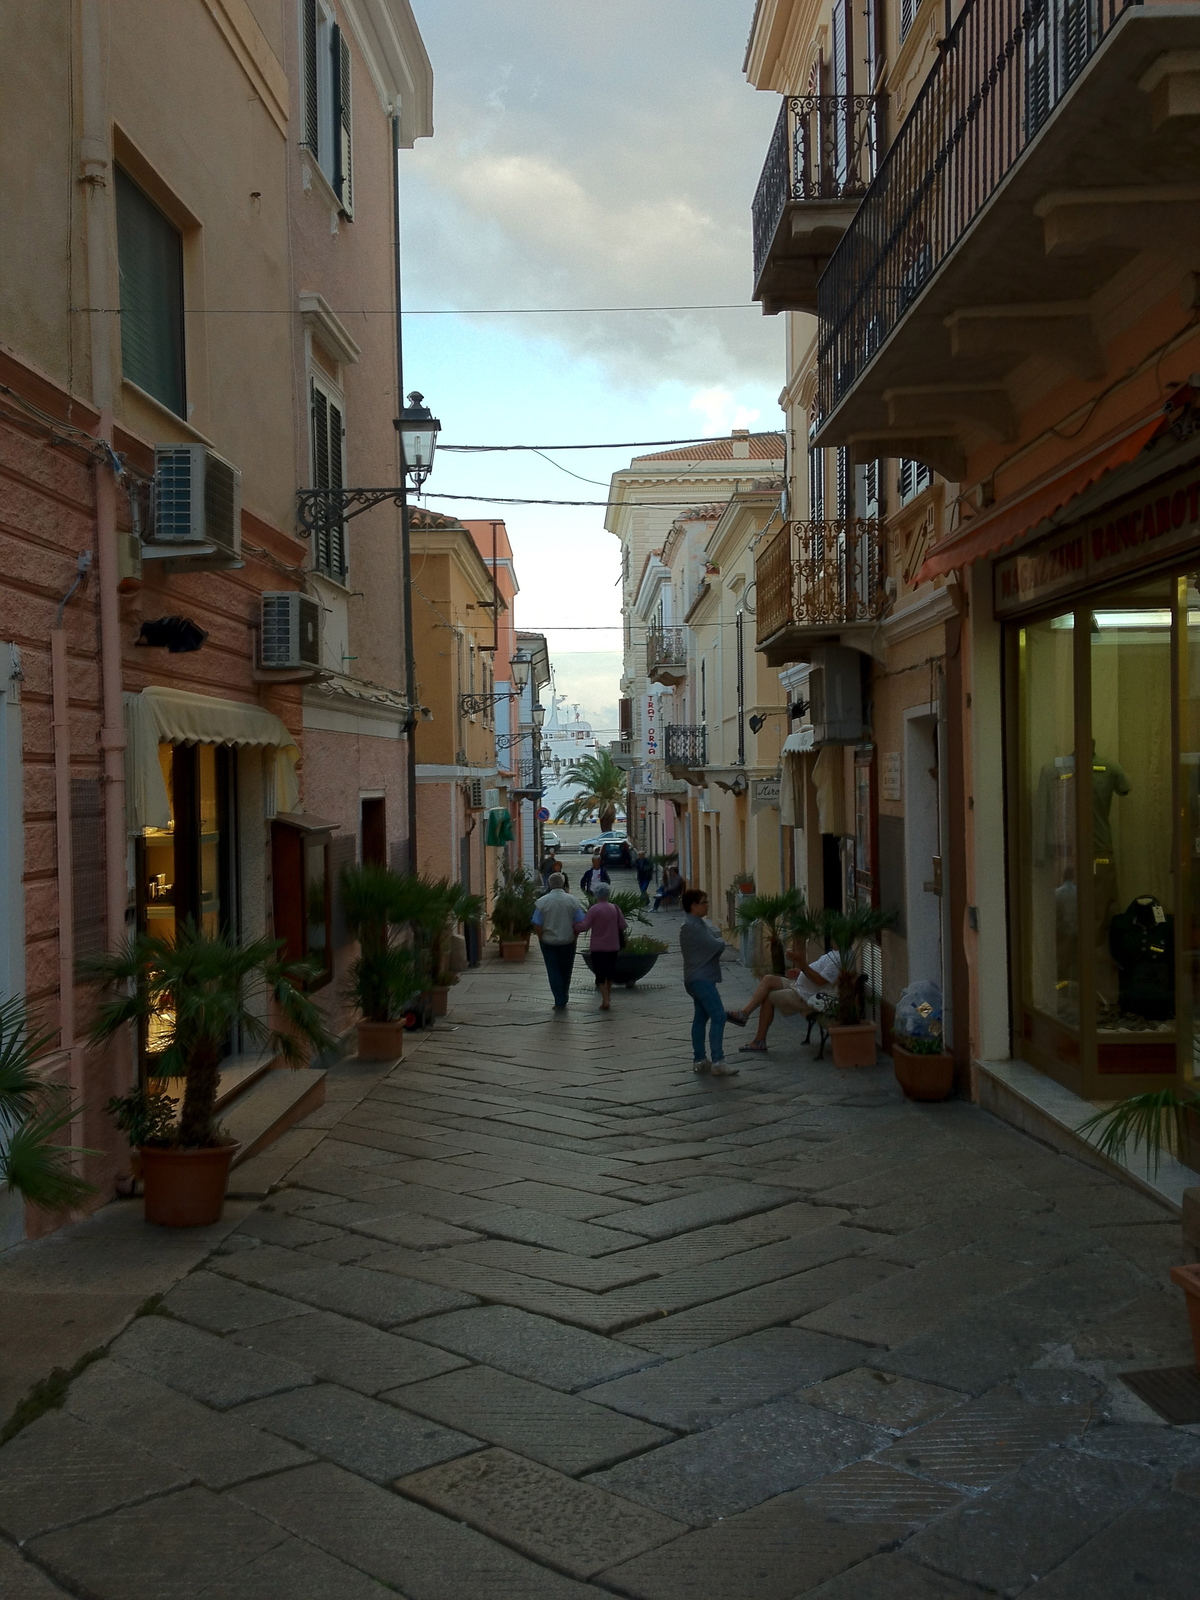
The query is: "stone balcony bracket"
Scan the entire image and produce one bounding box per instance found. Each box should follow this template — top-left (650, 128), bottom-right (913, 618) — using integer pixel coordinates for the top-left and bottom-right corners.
top-left (1139, 50), bottom-right (1200, 131)
top-left (944, 303), bottom-right (1104, 382)
top-left (1035, 186), bottom-right (1200, 258)
top-left (848, 433), bottom-right (967, 483)
top-left (884, 384), bottom-right (1016, 444)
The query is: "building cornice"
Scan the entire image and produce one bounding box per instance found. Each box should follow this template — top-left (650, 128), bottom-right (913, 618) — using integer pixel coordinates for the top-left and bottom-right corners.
top-left (339, 0), bottom-right (433, 142)
top-left (880, 580), bottom-right (962, 646)
top-left (299, 293), bottom-right (362, 367)
top-left (201, 0), bottom-right (288, 136)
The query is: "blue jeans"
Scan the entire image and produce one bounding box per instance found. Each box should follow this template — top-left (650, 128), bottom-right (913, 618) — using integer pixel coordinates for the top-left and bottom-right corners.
top-left (541, 941), bottom-right (576, 1008)
top-left (685, 980), bottom-right (726, 1063)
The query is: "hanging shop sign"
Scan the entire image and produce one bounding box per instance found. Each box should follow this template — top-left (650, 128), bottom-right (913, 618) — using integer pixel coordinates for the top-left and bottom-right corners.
top-left (994, 458), bottom-right (1200, 618)
top-left (751, 777), bottom-right (781, 814)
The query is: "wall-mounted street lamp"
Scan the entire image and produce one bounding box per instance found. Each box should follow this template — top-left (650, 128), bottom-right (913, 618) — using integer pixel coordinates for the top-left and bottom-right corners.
top-left (394, 391), bottom-right (442, 489)
top-left (460, 650), bottom-right (532, 716)
top-left (493, 697), bottom-right (546, 750)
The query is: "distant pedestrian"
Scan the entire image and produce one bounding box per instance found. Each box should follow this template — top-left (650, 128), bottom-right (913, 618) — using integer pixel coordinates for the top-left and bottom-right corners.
top-left (532, 873), bottom-right (586, 1011)
top-left (576, 882), bottom-right (627, 1011)
top-left (539, 850), bottom-right (563, 887)
top-left (635, 852), bottom-right (653, 902)
top-left (653, 864), bottom-right (684, 910)
top-left (581, 854), bottom-right (610, 896)
top-left (679, 888), bottom-right (737, 1076)
top-left (618, 840), bottom-right (633, 869)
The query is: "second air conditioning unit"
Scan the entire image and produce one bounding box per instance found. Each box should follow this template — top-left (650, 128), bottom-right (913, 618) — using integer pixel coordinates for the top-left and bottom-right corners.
top-left (261, 592), bottom-right (321, 669)
top-left (467, 777), bottom-right (485, 810)
top-left (142, 444), bottom-right (242, 566)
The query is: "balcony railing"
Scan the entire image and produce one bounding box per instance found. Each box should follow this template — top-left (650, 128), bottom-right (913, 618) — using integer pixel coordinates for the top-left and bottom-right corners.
top-left (752, 94), bottom-right (885, 284)
top-left (756, 520), bottom-right (888, 646)
top-left (817, 0), bottom-right (1137, 417)
top-left (664, 724), bottom-right (707, 771)
top-left (646, 624), bottom-right (688, 683)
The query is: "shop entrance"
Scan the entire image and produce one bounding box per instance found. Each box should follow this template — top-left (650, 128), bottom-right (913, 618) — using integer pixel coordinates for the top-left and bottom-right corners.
top-left (1009, 573), bottom-right (1199, 1096)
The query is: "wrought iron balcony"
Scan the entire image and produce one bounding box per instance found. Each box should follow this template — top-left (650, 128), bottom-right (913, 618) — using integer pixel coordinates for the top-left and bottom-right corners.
top-left (752, 93), bottom-right (884, 315)
top-left (817, 0), bottom-right (1139, 431)
top-left (755, 520), bottom-right (888, 666)
top-left (645, 624), bottom-right (688, 686)
top-left (664, 724), bottom-right (707, 778)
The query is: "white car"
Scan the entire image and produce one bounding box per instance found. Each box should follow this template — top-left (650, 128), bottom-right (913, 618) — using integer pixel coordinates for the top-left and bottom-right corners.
top-left (541, 830), bottom-right (562, 853)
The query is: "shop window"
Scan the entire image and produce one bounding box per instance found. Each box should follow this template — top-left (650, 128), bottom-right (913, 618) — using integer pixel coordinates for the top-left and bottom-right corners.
top-left (271, 819), bottom-right (333, 989)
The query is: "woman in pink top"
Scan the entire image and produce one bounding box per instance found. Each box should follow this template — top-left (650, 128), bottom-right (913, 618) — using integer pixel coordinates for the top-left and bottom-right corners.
top-left (577, 883), bottom-right (628, 1011)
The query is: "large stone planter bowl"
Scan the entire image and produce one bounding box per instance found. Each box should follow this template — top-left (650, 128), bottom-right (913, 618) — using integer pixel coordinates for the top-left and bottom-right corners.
top-left (583, 951), bottom-right (661, 987)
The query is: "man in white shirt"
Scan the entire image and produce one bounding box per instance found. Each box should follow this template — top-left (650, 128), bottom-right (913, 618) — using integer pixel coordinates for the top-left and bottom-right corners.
top-left (532, 873), bottom-right (586, 1011)
top-left (726, 949), bottom-right (844, 1054)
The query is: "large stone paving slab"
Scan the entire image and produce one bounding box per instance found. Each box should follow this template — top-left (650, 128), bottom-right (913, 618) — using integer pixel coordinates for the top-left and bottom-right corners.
top-left (796, 1251), bottom-right (1035, 1347)
top-left (585, 1327), bottom-right (869, 1432)
top-left (237, 1459), bottom-right (605, 1598)
top-left (110, 1314), bottom-right (312, 1409)
top-left (397, 1446), bottom-right (686, 1578)
top-left (598, 1461), bottom-right (962, 1600)
top-left (262, 1263), bottom-right (477, 1328)
top-left (28, 1486), bottom-right (290, 1598)
top-left (236, 1382), bottom-right (480, 1482)
top-left (874, 1385), bottom-right (1091, 1490)
top-left (1016, 1493), bottom-right (1200, 1598)
top-left (606, 1182), bottom-right (795, 1240)
top-left (62, 1359), bottom-right (312, 1488)
top-left (902, 1445), bottom-right (1158, 1594)
top-left (404, 1304), bottom-right (659, 1391)
top-left (0, 1409), bottom-right (191, 1543)
top-left (160, 1269), bottom-right (312, 1334)
top-left (0, 1541), bottom-right (73, 1598)
top-left (801, 1366), bottom-right (962, 1434)
top-left (390, 1363), bottom-right (671, 1473)
top-left (465, 1203), bottom-right (648, 1256)
top-left (588, 1398), bottom-right (890, 1525)
top-left (231, 1309), bottom-right (467, 1394)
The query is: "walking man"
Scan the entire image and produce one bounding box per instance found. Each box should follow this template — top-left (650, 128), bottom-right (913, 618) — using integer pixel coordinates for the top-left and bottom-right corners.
top-left (532, 872), bottom-right (586, 1011)
top-left (581, 853), bottom-right (610, 896)
top-left (576, 882), bottom-right (627, 1011)
top-left (679, 889), bottom-right (737, 1076)
top-left (635, 851), bottom-right (653, 903)
top-left (727, 948), bottom-right (843, 1053)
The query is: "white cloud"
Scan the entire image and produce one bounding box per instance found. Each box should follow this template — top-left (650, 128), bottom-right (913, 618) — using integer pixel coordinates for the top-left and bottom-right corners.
top-left (689, 387), bottom-right (763, 436)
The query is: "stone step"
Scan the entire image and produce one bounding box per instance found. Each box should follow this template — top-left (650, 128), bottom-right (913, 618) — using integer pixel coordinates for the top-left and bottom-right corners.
top-left (214, 1052), bottom-right (276, 1112)
top-left (220, 1066), bottom-right (327, 1169)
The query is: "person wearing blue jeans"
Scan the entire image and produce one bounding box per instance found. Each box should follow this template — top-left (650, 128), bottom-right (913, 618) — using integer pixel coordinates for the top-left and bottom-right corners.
top-left (678, 889), bottom-right (740, 1076)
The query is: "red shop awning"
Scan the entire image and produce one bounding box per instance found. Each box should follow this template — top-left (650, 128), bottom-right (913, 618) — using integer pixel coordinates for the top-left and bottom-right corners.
top-left (916, 406), bottom-right (1175, 583)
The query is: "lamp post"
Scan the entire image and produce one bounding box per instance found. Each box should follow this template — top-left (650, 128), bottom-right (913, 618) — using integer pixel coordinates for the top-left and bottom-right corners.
top-left (531, 698), bottom-right (546, 864)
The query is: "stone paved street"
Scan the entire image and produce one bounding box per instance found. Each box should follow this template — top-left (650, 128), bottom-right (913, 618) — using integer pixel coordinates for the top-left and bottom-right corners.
top-left (3, 919), bottom-right (1200, 1598)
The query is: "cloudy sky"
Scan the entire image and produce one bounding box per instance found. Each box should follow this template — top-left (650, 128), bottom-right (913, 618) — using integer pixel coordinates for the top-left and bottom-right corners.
top-left (402, 0), bottom-right (784, 729)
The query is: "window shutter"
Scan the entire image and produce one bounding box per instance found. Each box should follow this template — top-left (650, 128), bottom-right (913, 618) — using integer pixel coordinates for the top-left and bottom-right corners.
top-left (115, 167), bottom-right (185, 417)
top-left (332, 25), bottom-right (353, 217)
top-left (328, 397), bottom-right (346, 578)
top-left (302, 0), bottom-right (319, 152)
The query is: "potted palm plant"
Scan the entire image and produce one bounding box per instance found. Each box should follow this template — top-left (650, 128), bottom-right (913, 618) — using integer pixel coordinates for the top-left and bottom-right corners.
top-left (341, 864), bottom-right (422, 1058)
top-left (491, 862), bottom-right (540, 960)
top-left (737, 888), bottom-right (809, 975)
top-left (820, 904), bottom-right (899, 1069)
top-left (410, 878), bottom-right (484, 1016)
top-left (1, 996), bottom-right (95, 1215)
top-left (1077, 1088), bottom-right (1200, 1369)
top-left (84, 923), bottom-right (331, 1227)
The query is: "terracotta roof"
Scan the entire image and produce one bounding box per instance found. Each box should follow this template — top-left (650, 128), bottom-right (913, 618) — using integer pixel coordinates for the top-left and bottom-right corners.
top-left (409, 507), bottom-right (462, 530)
top-left (678, 503), bottom-right (727, 520)
top-left (632, 431), bottom-right (785, 464)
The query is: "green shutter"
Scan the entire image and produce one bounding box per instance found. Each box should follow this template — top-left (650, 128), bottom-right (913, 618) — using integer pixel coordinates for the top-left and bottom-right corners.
top-left (115, 168), bottom-right (185, 416)
top-left (302, 0), bottom-right (319, 151)
top-left (332, 25), bottom-right (353, 217)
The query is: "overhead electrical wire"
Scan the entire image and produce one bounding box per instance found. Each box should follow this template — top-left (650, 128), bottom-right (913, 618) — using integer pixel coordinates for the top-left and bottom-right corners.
top-left (441, 434), bottom-right (781, 452)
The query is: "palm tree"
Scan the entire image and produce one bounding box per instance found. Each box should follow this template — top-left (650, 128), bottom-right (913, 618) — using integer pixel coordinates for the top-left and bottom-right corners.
top-left (554, 750), bottom-right (627, 832)
top-left (0, 996), bottom-right (95, 1211)
top-left (821, 905), bottom-right (899, 1024)
top-left (737, 889), bottom-right (811, 975)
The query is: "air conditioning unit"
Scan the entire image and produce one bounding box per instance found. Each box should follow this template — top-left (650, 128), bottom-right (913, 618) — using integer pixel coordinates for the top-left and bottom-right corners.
top-left (261, 592), bottom-right (321, 669)
top-left (143, 445), bottom-right (242, 565)
top-left (808, 645), bottom-right (867, 745)
top-left (467, 777), bottom-right (485, 810)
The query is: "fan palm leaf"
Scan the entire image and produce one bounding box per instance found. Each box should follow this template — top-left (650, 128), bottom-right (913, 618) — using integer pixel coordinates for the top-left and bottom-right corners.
top-left (554, 751), bottom-right (627, 831)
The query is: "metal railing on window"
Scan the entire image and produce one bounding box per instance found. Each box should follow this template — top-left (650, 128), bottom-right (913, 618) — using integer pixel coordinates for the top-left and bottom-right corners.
top-left (817, 0), bottom-right (1137, 417)
top-left (752, 93), bottom-right (886, 282)
top-left (664, 724), bottom-right (707, 769)
top-left (755, 520), bottom-right (888, 644)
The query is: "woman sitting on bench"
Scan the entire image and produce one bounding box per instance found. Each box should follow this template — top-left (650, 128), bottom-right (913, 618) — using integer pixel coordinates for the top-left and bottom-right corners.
top-left (726, 948), bottom-right (844, 1053)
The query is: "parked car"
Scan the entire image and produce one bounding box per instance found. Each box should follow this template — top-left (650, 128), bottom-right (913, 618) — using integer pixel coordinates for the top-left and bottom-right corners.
top-left (580, 832), bottom-right (629, 864)
top-left (541, 830), bottom-right (562, 853)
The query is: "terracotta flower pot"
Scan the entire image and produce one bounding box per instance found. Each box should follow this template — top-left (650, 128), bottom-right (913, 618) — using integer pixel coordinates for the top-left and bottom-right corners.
top-left (356, 1019), bottom-right (406, 1061)
top-left (431, 985), bottom-right (451, 1017)
top-left (1170, 1262), bottom-right (1200, 1370)
top-left (140, 1142), bottom-right (239, 1228)
top-left (892, 1043), bottom-right (955, 1102)
top-left (828, 1021), bottom-right (878, 1069)
top-left (500, 940), bottom-right (528, 962)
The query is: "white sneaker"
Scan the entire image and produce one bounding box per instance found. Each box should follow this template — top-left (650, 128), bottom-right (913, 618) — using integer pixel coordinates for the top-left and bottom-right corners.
top-left (692, 1061), bottom-right (710, 1074)
top-left (709, 1061), bottom-right (740, 1077)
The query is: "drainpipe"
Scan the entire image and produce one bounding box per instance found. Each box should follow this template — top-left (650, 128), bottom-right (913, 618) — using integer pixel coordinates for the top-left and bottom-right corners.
top-left (391, 110), bottom-right (419, 876)
top-left (51, 555), bottom-right (92, 1148)
top-left (81, 0), bottom-right (127, 960)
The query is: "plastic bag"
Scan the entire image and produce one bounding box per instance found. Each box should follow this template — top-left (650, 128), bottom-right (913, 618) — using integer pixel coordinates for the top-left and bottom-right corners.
top-left (894, 980), bottom-right (943, 1043)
